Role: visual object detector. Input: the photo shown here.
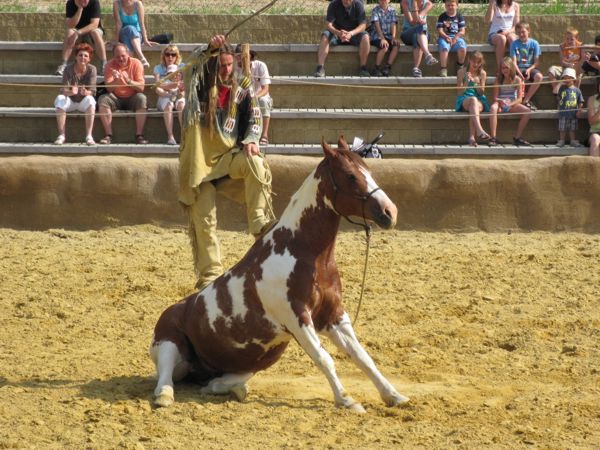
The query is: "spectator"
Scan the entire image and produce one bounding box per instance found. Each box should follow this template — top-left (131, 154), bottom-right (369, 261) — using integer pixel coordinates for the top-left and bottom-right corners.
top-left (53, 43), bottom-right (97, 146)
top-left (98, 43), bottom-right (148, 144)
top-left (510, 21), bottom-right (542, 110)
top-left (179, 35), bottom-right (274, 290)
top-left (582, 34), bottom-right (600, 91)
top-left (436, 0), bottom-right (467, 78)
top-left (548, 27), bottom-right (583, 96)
top-left (154, 45), bottom-right (185, 145)
top-left (488, 57), bottom-right (531, 146)
top-left (235, 44), bottom-right (273, 145)
top-left (588, 81), bottom-right (600, 156)
top-left (112, 0), bottom-right (153, 68)
top-left (314, 0), bottom-right (371, 77)
top-left (556, 67), bottom-right (584, 148)
top-left (56, 0), bottom-right (107, 76)
top-left (485, 0), bottom-right (520, 74)
top-left (400, 0), bottom-right (438, 78)
top-left (454, 51), bottom-right (490, 146)
top-left (370, 0), bottom-right (400, 77)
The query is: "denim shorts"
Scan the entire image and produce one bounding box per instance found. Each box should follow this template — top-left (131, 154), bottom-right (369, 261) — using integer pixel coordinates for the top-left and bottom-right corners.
top-left (119, 25), bottom-right (141, 52)
top-left (558, 116), bottom-right (578, 132)
top-left (400, 25), bottom-right (428, 48)
top-left (322, 29), bottom-right (367, 47)
top-left (437, 37), bottom-right (467, 52)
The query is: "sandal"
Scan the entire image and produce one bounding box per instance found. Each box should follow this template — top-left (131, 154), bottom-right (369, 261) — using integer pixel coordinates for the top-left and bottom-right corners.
top-left (478, 133), bottom-right (491, 142)
top-left (85, 136), bottom-right (95, 146)
top-left (136, 134), bottom-right (148, 145)
top-left (488, 137), bottom-right (499, 147)
top-left (468, 137), bottom-right (478, 147)
top-left (99, 135), bottom-right (112, 145)
top-left (513, 137), bottom-right (531, 147)
top-left (259, 137), bottom-right (269, 145)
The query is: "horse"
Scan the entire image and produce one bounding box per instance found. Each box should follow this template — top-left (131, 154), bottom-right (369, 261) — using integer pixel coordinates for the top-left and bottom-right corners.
top-left (149, 136), bottom-right (410, 412)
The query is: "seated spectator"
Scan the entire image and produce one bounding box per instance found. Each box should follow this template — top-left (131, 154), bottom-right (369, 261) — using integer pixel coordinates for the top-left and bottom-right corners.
top-left (548, 27), bottom-right (583, 96)
top-left (370, 0), bottom-right (400, 77)
top-left (98, 43), bottom-right (148, 144)
top-left (485, 0), bottom-right (520, 74)
top-left (314, 0), bottom-right (371, 77)
top-left (436, 0), bottom-right (467, 77)
top-left (510, 21), bottom-right (542, 110)
top-left (400, 0), bottom-right (438, 78)
top-left (582, 34), bottom-right (600, 91)
top-left (53, 43), bottom-right (97, 145)
top-left (488, 57), bottom-right (531, 146)
top-left (587, 81), bottom-right (600, 156)
top-left (454, 51), bottom-right (490, 146)
top-left (235, 44), bottom-right (273, 145)
top-left (112, 0), bottom-right (153, 68)
top-left (56, 0), bottom-right (107, 76)
top-left (556, 67), bottom-right (584, 148)
top-left (154, 46), bottom-right (185, 145)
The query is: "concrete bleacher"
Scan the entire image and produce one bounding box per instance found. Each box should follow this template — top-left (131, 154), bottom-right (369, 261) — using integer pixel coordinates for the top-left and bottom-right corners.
top-left (0, 39), bottom-right (595, 155)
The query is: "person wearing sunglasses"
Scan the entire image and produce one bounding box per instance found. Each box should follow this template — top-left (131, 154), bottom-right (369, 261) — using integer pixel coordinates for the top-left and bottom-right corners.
top-left (154, 46), bottom-right (185, 145)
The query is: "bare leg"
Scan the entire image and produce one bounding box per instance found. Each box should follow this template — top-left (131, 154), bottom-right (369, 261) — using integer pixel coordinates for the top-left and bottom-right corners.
top-left (491, 33), bottom-right (508, 73)
top-left (89, 28), bottom-right (107, 63)
top-left (163, 103), bottom-right (174, 141)
top-left (524, 72), bottom-right (543, 103)
top-left (589, 133), bottom-right (600, 156)
top-left (261, 116), bottom-right (271, 141)
top-left (457, 47), bottom-right (467, 66)
top-left (375, 48), bottom-right (386, 67)
top-left (61, 29), bottom-right (78, 62)
top-left (512, 104), bottom-right (531, 139)
top-left (317, 35), bottom-right (330, 66)
top-left (489, 103), bottom-right (499, 138)
top-left (130, 36), bottom-right (146, 62)
top-left (387, 45), bottom-right (399, 65)
top-left (439, 50), bottom-right (449, 69)
top-left (99, 105), bottom-right (112, 137)
top-left (56, 108), bottom-right (67, 136)
top-left (412, 47), bottom-right (423, 69)
top-left (135, 108), bottom-right (147, 136)
top-left (358, 34), bottom-right (370, 67)
top-left (84, 105), bottom-right (95, 138)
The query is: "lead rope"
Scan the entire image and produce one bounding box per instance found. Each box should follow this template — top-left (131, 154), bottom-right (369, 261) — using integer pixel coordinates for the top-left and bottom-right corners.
top-left (352, 223), bottom-right (372, 328)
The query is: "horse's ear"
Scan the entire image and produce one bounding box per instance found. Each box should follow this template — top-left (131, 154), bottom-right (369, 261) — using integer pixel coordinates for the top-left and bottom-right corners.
top-left (321, 136), bottom-right (337, 158)
top-left (337, 135), bottom-right (349, 151)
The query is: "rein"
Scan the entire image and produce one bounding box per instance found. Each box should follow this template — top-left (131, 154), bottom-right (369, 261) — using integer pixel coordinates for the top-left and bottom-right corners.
top-left (325, 160), bottom-right (379, 327)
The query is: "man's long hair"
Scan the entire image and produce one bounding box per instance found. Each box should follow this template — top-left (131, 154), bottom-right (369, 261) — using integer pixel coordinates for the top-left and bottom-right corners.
top-left (206, 43), bottom-right (239, 135)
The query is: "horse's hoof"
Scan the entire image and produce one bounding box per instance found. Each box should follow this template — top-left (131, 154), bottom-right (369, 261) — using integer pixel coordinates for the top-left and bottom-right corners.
top-left (337, 397), bottom-right (366, 413)
top-left (230, 383), bottom-right (249, 402)
top-left (153, 386), bottom-right (174, 408)
top-left (385, 392), bottom-right (410, 407)
top-left (349, 402), bottom-right (366, 413)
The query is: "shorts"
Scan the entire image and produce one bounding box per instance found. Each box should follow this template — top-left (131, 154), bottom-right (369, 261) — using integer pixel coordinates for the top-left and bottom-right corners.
top-left (98, 92), bottom-right (147, 111)
top-left (257, 95), bottom-right (273, 118)
top-left (371, 37), bottom-right (399, 50)
top-left (119, 25), bottom-right (141, 52)
top-left (487, 30), bottom-right (515, 45)
top-left (156, 95), bottom-right (185, 112)
top-left (322, 30), bottom-right (367, 47)
top-left (558, 116), bottom-right (578, 132)
top-left (54, 94), bottom-right (96, 112)
top-left (521, 68), bottom-right (542, 82)
top-left (400, 25), bottom-right (427, 48)
top-left (437, 37), bottom-right (467, 53)
top-left (77, 27), bottom-right (104, 44)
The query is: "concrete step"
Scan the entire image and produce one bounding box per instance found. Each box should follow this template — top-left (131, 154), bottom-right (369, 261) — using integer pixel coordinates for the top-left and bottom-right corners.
top-left (0, 107), bottom-right (589, 145)
top-left (0, 41), bottom-right (564, 76)
top-left (0, 142), bottom-right (588, 158)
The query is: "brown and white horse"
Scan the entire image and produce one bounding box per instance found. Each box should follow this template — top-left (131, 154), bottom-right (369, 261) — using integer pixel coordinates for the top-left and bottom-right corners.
top-left (150, 137), bottom-right (409, 412)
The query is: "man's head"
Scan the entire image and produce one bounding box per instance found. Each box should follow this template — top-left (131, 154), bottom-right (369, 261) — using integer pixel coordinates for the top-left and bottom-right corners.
top-left (112, 43), bottom-right (130, 68)
top-left (341, 0), bottom-right (353, 8)
top-left (444, 0), bottom-right (458, 15)
top-left (516, 22), bottom-right (530, 42)
top-left (75, 0), bottom-right (91, 8)
top-left (217, 44), bottom-right (235, 83)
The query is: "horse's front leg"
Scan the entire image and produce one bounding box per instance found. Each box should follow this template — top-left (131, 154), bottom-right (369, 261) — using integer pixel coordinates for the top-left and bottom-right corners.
top-left (287, 315), bottom-right (366, 413)
top-left (323, 313), bottom-right (410, 407)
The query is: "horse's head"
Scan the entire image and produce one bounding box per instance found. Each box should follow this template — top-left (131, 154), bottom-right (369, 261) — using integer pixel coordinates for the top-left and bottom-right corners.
top-left (321, 136), bottom-right (397, 229)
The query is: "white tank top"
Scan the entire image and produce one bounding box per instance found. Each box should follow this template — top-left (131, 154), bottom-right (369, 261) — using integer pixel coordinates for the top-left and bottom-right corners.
top-left (489, 4), bottom-right (516, 34)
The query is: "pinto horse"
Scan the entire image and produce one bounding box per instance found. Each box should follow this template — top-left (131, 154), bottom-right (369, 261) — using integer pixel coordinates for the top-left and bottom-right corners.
top-left (150, 137), bottom-right (409, 412)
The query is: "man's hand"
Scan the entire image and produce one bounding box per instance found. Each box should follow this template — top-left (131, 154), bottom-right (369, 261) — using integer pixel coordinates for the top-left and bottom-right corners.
top-left (209, 35), bottom-right (227, 49)
top-left (243, 143), bottom-right (260, 157)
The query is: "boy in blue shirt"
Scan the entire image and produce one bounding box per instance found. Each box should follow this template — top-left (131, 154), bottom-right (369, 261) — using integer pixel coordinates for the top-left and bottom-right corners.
top-left (436, 0), bottom-right (467, 77)
top-left (510, 22), bottom-right (542, 110)
top-left (370, 0), bottom-right (399, 76)
top-left (556, 67), bottom-right (584, 148)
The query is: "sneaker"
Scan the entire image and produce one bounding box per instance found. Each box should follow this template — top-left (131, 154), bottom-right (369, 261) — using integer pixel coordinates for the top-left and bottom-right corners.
top-left (439, 68), bottom-right (448, 77)
top-left (523, 100), bottom-right (537, 111)
top-left (53, 134), bottom-right (65, 145)
top-left (513, 137), bottom-right (532, 147)
top-left (556, 139), bottom-right (565, 148)
top-left (359, 66), bottom-right (370, 77)
top-left (55, 63), bottom-right (67, 76)
top-left (412, 67), bottom-right (422, 78)
top-left (571, 140), bottom-right (584, 148)
top-left (424, 53), bottom-right (438, 66)
top-left (372, 66), bottom-right (383, 77)
top-left (85, 135), bottom-right (95, 146)
top-left (167, 137), bottom-right (177, 145)
top-left (140, 58), bottom-right (150, 69)
top-left (382, 64), bottom-right (391, 77)
top-left (314, 65), bottom-right (325, 78)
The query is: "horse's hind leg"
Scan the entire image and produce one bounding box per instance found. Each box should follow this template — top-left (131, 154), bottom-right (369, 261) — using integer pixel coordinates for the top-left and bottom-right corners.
top-left (149, 339), bottom-right (191, 407)
top-left (200, 372), bottom-right (254, 402)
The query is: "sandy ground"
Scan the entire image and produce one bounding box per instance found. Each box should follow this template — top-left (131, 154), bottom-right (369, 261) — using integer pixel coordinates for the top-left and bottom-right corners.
top-left (1, 225), bottom-right (599, 449)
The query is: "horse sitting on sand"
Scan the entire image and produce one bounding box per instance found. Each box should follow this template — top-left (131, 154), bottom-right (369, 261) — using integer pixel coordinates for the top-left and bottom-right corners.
top-left (149, 137), bottom-right (409, 412)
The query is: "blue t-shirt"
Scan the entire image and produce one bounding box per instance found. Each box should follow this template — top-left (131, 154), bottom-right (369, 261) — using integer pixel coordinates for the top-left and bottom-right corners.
top-left (436, 12), bottom-right (465, 38)
top-left (557, 85), bottom-right (583, 119)
top-left (510, 38), bottom-right (541, 70)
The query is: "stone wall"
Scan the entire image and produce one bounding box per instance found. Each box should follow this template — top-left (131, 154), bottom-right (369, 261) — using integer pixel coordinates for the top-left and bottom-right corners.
top-left (1, 13), bottom-right (599, 44)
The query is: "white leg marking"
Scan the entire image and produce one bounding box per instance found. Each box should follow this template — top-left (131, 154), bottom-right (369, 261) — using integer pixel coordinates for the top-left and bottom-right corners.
top-left (323, 313), bottom-right (410, 407)
top-left (200, 372), bottom-right (254, 402)
top-left (150, 340), bottom-right (190, 407)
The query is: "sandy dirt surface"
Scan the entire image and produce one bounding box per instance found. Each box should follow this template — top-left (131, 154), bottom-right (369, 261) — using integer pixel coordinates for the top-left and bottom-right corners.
top-left (1, 226), bottom-right (599, 449)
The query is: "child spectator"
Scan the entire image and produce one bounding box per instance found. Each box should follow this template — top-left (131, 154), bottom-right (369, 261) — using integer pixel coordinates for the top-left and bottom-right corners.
top-left (582, 34), bottom-right (600, 91)
top-left (153, 45), bottom-right (185, 145)
top-left (548, 27), bottom-right (583, 96)
top-left (400, 0), bottom-right (438, 78)
top-left (587, 81), bottom-right (600, 156)
top-left (436, 0), bottom-right (467, 77)
top-left (488, 57), bottom-right (531, 146)
top-left (454, 51), bottom-right (490, 146)
top-left (485, 0), bottom-right (520, 73)
top-left (370, 0), bottom-right (400, 77)
top-left (510, 21), bottom-right (542, 110)
top-left (556, 68), bottom-right (584, 148)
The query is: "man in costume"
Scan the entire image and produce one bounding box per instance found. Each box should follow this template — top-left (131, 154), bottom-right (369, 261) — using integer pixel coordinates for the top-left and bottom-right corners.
top-left (179, 34), bottom-right (275, 290)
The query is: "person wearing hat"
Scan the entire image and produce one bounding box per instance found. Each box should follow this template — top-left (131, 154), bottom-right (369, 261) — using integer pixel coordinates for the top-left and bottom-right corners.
top-left (556, 67), bottom-right (584, 148)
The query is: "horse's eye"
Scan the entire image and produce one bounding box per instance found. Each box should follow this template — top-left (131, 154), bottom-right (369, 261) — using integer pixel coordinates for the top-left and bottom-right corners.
top-left (348, 174), bottom-right (357, 183)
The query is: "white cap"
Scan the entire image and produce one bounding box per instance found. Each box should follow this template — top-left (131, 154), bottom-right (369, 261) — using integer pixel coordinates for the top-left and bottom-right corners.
top-left (562, 67), bottom-right (577, 79)
top-left (166, 64), bottom-right (179, 74)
